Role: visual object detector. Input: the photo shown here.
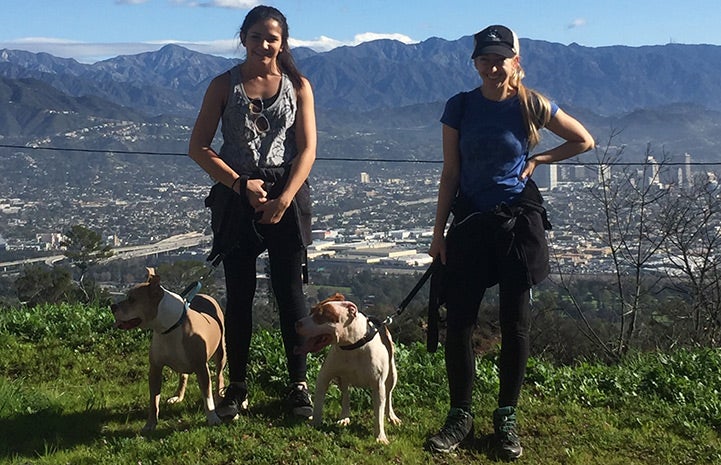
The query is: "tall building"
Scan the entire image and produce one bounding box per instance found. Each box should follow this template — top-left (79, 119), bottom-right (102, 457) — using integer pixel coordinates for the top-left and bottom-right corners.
top-left (684, 152), bottom-right (693, 186)
top-left (360, 172), bottom-right (370, 184)
top-left (549, 163), bottom-right (558, 190)
top-left (647, 155), bottom-right (661, 187)
top-left (598, 163), bottom-right (611, 184)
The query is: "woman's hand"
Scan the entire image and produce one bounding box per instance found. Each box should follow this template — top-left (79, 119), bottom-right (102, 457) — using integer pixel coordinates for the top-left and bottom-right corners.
top-left (254, 196), bottom-right (290, 224)
top-left (429, 234), bottom-right (447, 265)
top-left (519, 156), bottom-right (539, 180)
top-left (245, 178), bottom-right (268, 209)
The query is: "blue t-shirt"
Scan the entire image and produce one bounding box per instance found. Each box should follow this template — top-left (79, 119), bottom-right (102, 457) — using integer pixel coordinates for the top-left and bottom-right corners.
top-left (441, 88), bottom-right (558, 213)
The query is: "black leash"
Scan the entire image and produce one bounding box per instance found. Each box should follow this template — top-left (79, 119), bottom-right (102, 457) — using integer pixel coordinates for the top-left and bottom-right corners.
top-left (382, 259), bottom-right (440, 326)
top-left (178, 253), bottom-right (225, 303)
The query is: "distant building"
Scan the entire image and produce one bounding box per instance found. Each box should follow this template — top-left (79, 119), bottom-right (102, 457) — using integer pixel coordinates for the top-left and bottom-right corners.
top-left (706, 172), bottom-right (718, 193)
top-left (549, 164), bottom-right (558, 190)
top-left (360, 172), bottom-right (370, 183)
top-left (598, 163), bottom-right (611, 184)
top-left (36, 232), bottom-right (64, 251)
top-left (647, 155), bottom-right (662, 187)
top-left (684, 153), bottom-right (693, 187)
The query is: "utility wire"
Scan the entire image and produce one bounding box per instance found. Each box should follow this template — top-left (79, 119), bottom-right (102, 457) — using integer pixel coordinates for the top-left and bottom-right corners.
top-left (1, 142), bottom-right (719, 166)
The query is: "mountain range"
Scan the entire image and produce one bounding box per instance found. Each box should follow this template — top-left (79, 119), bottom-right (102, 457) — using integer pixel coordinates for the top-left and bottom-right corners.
top-left (1, 36), bottom-right (721, 164)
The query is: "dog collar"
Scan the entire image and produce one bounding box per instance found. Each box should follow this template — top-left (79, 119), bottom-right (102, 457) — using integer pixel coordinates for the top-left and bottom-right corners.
top-left (340, 316), bottom-right (381, 351)
top-left (156, 289), bottom-right (188, 334)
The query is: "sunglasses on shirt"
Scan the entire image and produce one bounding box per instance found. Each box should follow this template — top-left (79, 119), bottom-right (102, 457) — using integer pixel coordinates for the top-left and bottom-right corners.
top-left (249, 98), bottom-right (270, 135)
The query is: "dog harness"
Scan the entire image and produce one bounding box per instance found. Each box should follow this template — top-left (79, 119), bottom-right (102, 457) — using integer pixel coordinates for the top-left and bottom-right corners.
top-left (339, 315), bottom-right (383, 351)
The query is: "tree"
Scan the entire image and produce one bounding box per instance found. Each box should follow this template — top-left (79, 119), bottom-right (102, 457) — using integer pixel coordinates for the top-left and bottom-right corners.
top-left (655, 173), bottom-right (721, 345)
top-left (61, 224), bottom-right (113, 302)
top-left (15, 264), bottom-right (76, 307)
top-left (554, 136), bottom-right (671, 360)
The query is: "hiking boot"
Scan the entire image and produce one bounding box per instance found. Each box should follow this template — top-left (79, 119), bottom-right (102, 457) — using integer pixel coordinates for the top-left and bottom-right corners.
top-left (427, 407), bottom-right (474, 453)
top-left (493, 406), bottom-right (523, 460)
top-left (216, 382), bottom-right (248, 420)
top-left (283, 382), bottom-right (313, 418)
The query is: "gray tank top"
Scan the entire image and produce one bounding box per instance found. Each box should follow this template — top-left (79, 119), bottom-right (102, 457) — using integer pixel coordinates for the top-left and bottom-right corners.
top-left (219, 65), bottom-right (298, 175)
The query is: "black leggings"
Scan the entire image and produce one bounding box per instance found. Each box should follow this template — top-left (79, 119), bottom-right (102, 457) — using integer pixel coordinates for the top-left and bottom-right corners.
top-left (444, 281), bottom-right (531, 410)
top-left (222, 244), bottom-right (308, 386)
top-left (442, 215), bottom-right (535, 411)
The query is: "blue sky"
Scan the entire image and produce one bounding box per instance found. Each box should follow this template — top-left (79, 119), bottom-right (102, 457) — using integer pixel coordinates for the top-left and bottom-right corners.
top-left (2, 0), bottom-right (720, 63)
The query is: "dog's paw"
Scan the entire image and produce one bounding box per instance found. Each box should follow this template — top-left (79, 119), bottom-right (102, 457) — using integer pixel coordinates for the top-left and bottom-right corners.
top-left (376, 436), bottom-right (390, 445)
top-left (207, 412), bottom-right (222, 426)
top-left (166, 396), bottom-right (183, 404)
top-left (337, 417), bottom-right (350, 427)
top-left (310, 417), bottom-right (322, 428)
top-left (141, 422), bottom-right (157, 433)
top-left (388, 416), bottom-right (402, 426)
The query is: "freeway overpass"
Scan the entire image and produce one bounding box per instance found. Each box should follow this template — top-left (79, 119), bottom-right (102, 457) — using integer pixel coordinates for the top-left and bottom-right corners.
top-left (0, 232), bottom-right (212, 274)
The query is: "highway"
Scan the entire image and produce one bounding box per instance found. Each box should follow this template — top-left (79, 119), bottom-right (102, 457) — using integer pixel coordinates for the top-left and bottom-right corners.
top-left (0, 232), bottom-right (212, 273)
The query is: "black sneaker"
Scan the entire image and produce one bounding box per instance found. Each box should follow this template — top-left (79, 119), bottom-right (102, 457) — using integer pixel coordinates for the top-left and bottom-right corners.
top-left (427, 407), bottom-right (474, 453)
top-left (493, 406), bottom-right (523, 460)
top-left (283, 382), bottom-right (313, 418)
top-left (216, 382), bottom-right (248, 420)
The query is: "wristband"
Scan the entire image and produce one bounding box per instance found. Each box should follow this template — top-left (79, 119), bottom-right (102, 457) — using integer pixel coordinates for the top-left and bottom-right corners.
top-left (230, 175), bottom-right (249, 195)
top-left (231, 176), bottom-right (241, 192)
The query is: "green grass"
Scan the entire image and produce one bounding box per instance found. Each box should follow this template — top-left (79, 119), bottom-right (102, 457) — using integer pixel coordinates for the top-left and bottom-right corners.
top-left (0, 304), bottom-right (720, 464)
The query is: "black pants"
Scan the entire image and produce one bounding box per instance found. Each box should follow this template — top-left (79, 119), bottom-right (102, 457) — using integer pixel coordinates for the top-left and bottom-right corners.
top-left (443, 210), bottom-right (543, 410)
top-left (222, 218), bottom-right (308, 386)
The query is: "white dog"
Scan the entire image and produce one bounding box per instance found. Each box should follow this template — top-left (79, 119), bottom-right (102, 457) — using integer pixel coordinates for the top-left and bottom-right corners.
top-left (295, 293), bottom-right (400, 444)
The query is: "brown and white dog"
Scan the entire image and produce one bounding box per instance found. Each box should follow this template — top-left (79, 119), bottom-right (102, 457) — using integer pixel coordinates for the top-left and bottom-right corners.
top-left (110, 268), bottom-right (226, 432)
top-left (295, 293), bottom-right (400, 444)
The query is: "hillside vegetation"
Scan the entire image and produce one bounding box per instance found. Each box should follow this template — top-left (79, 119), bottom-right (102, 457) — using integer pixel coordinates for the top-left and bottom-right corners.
top-left (1, 303), bottom-right (720, 464)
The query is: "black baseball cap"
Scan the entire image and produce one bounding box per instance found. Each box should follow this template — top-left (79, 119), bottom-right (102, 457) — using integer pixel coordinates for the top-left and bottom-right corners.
top-left (471, 25), bottom-right (519, 59)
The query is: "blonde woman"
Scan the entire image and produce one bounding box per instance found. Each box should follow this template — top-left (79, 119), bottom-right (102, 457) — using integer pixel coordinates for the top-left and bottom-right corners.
top-left (427, 25), bottom-right (594, 460)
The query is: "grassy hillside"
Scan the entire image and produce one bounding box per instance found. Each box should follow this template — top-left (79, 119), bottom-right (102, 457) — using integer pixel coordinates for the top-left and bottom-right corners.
top-left (0, 303), bottom-right (720, 464)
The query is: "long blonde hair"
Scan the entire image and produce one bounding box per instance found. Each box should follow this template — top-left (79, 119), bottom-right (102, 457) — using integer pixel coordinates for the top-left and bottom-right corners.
top-left (511, 63), bottom-right (553, 150)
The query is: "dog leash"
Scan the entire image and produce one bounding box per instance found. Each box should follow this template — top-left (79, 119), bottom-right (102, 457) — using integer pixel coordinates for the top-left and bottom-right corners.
top-left (178, 253), bottom-right (225, 303)
top-left (382, 259), bottom-right (440, 326)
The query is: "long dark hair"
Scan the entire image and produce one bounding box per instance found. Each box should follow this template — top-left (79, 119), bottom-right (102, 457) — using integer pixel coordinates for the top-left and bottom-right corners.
top-left (239, 5), bottom-right (304, 89)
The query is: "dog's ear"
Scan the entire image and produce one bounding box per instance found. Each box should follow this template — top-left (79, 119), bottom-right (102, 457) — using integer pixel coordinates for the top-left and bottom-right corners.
top-left (317, 292), bottom-right (345, 308)
top-left (345, 301), bottom-right (358, 318)
top-left (147, 268), bottom-right (161, 288)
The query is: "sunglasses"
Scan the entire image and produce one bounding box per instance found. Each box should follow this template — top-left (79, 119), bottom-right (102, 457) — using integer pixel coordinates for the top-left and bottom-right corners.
top-left (249, 98), bottom-right (270, 135)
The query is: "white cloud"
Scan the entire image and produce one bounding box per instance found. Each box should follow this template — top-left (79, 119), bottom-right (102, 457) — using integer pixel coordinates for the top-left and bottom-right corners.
top-left (175, 0), bottom-right (259, 8)
top-left (289, 36), bottom-right (343, 52)
top-left (352, 32), bottom-right (417, 46)
top-left (568, 18), bottom-right (587, 29)
top-left (290, 32), bottom-right (418, 52)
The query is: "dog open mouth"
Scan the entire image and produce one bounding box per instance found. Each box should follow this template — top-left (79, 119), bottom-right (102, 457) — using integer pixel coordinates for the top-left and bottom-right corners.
top-left (296, 334), bottom-right (334, 354)
top-left (115, 318), bottom-right (142, 330)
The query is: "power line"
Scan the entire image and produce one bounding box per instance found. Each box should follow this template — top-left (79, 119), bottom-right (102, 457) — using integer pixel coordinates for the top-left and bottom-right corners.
top-left (1, 142), bottom-right (720, 166)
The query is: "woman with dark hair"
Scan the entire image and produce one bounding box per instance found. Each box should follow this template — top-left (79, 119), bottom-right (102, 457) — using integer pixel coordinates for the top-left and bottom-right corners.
top-left (427, 25), bottom-right (594, 460)
top-left (188, 5), bottom-right (316, 419)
